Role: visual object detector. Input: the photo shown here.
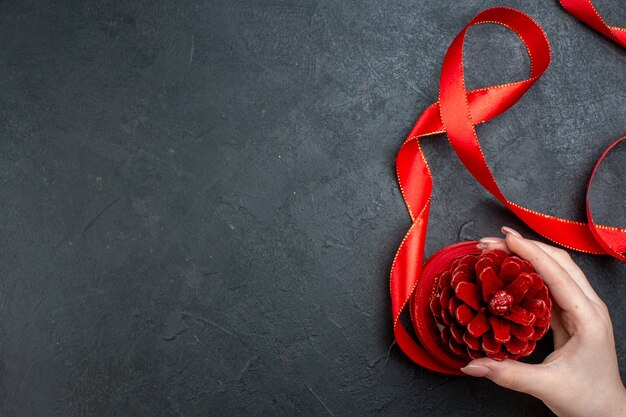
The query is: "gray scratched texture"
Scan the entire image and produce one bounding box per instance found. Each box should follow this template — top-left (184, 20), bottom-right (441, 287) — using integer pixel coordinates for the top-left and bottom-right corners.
top-left (0, 0), bottom-right (624, 416)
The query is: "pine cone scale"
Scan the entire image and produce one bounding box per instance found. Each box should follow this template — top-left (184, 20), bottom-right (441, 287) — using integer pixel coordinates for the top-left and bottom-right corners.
top-left (455, 282), bottom-right (481, 311)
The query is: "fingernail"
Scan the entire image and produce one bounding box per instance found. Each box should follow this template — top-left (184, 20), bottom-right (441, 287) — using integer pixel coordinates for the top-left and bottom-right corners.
top-left (479, 237), bottom-right (502, 244)
top-left (460, 364), bottom-right (490, 377)
top-left (476, 243), bottom-right (487, 250)
top-left (501, 226), bottom-right (522, 238)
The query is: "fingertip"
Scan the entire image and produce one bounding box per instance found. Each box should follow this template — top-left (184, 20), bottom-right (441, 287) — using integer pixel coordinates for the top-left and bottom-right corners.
top-left (479, 237), bottom-right (504, 244)
top-left (503, 232), bottom-right (531, 256)
top-left (466, 357), bottom-right (499, 367)
top-left (460, 362), bottom-right (490, 377)
top-left (501, 226), bottom-right (522, 238)
top-left (479, 237), bottom-right (511, 254)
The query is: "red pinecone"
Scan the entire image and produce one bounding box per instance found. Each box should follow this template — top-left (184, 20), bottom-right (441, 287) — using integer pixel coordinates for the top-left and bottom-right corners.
top-left (429, 249), bottom-right (552, 361)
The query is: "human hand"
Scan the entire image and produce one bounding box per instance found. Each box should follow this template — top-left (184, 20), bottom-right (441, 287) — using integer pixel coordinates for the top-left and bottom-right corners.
top-left (460, 227), bottom-right (626, 417)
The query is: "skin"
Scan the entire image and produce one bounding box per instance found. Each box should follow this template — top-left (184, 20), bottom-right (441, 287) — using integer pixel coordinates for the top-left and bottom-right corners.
top-left (460, 226), bottom-right (626, 417)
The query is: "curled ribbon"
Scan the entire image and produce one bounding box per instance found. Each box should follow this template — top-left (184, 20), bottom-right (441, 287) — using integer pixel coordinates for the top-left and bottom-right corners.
top-left (391, 6), bottom-right (626, 374)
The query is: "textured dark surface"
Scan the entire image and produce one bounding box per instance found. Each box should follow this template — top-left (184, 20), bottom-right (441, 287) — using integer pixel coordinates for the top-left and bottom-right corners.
top-left (0, 0), bottom-right (624, 416)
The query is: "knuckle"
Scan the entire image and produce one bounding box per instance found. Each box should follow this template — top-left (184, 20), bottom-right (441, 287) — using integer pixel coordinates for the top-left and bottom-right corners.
top-left (557, 248), bottom-right (571, 260)
top-left (491, 368), bottom-right (524, 391)
top-left (592, 302), bottom-right (612, 321)
top-left (580, 314), bottom-right (613, 339)
top-left (596, 299), bottom-right (609, 313)
top-left (496, 374), bottom-right (519, 390)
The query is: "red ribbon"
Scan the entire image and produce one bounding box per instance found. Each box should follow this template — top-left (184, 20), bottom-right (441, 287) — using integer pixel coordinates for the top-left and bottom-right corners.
top-left (391, 6), bottom-right (626, 375)
top-left (560, 0), bottom-right (626, 47)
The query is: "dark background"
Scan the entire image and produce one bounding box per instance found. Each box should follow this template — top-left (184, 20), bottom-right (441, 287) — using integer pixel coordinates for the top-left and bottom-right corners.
top-left (0, 0), bottom-right (624, 415)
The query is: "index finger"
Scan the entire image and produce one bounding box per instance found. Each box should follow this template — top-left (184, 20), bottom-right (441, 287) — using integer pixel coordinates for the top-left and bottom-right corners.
top-left (528, 240), bottom-right (602, 304)
top-left (504, 233), bottom-right (593, 317)
top-left (479, 236), bottom-right (602, 304)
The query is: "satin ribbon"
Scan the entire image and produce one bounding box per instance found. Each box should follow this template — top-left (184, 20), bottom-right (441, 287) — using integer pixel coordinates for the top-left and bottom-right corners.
top-left (560, 0), bottom-right (626, 47)
top-left (391, 7), bottom-right (626, 374)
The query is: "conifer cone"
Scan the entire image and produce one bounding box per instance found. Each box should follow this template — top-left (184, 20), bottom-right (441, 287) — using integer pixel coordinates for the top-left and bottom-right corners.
top-left (429, 250), bottom-right (552, 361)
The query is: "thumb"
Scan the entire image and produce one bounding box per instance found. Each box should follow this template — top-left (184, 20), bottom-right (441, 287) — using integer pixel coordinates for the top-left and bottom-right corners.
top-left (461, 358), bottom-right (555, 397)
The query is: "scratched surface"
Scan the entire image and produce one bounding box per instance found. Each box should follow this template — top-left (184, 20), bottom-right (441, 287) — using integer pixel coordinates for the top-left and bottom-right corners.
top-left (0, 0), bottom-right (624, 416)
